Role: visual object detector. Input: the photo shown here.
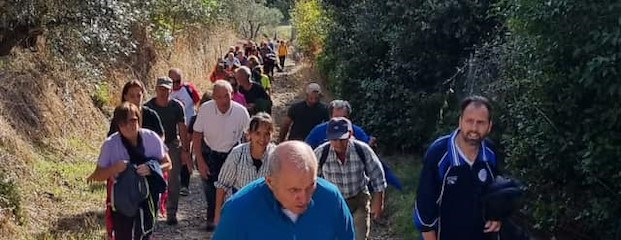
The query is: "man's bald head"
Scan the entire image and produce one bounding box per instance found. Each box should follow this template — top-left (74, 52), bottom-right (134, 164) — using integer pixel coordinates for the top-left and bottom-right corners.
top-left (168, 68), bottom-right (183, 81)
top-left (268, 141), bottom-right (318, 177)
top-left (266, 141), bottom-right (318, 214)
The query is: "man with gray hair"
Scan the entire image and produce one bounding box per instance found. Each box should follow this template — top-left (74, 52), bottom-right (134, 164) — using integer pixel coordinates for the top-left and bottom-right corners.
top-left (236, 66), bottom-right (271, 115)
top-left (305, 100), bottom-right (375, 149)
top-left (314, 117), bottom-right (387, 240)
top-left (193, 80), bottom-right (250, 231)
top-left (213, 141), bottom-right (355, 239)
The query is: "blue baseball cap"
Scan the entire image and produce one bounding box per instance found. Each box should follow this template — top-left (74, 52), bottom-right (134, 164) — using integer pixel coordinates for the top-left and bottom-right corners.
top-left (326, 117), bottom-right (352, 140)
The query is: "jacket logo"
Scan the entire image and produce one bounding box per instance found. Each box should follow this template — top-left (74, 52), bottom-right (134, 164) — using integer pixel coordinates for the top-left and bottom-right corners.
top-left (446, 176), bottom-right (458, 185)
top-left (478, 169), bottom-right (488, 182)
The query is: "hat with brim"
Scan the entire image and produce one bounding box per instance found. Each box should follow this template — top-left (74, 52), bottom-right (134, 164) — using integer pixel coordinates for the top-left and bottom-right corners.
top-left (306, 83), bottom-right (322, 94)
top-left (326, 117), bottom-right (352, 140)
top-left (156, 77), bottom-right (173, 89)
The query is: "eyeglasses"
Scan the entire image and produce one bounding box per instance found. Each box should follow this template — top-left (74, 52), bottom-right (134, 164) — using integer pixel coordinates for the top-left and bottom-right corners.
top-left (173, 80), bottom-right (181, 84)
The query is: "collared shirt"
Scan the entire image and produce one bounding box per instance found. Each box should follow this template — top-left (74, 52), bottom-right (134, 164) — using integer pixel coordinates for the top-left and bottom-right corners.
top-left (193, 100), bottom-right (250, 152)
top-left (314, 140), bottom-right (387, 198)
top-left (215, 143), bottom-right (275, 192)
top-left (213, 178), bottom-right (355, 240)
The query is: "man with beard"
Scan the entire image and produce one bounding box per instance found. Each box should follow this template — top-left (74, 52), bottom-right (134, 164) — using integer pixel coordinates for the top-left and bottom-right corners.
top-left (413, 95), bottom-right (501, 240)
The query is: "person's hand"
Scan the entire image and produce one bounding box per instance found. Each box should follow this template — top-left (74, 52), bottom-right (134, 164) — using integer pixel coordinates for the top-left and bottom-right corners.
top-left (197, 158), bottom-right (211, 180)
top-left (368, 136), bottom-right (378, 148)
top-left (136, 164), bottom-right (151, 177)
top-left (86, 173), bottom-right (96, 184)
top-left (113, 161), bottom-right (129, 174)
top-left (370, 199), bottom-right (384, 220)
top-left (181, 150), bottom-right (191, 166)
top-left (214, 212), bottom-right (221, 225)
top-left (483, 220), bottom-right (502, 233)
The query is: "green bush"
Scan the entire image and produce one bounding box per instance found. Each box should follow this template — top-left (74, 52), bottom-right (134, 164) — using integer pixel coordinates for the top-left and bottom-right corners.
top-left (291, 0), bottom-right (332, 57)
top-left (300, 0), bottom-right (621, 238)
top-left (316, 0), bottom-right (501, 152)
top-left (91, 82), bottom-right (110, 110)
top-left (497, 1), bottom-right (621, 237)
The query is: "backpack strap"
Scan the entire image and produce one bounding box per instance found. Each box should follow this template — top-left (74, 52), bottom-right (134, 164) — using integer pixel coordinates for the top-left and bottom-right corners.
top-left (183, 83), bottom-right (201, 104)
top-left (319, 141), bottom-right (369, 175)
top-left (318, 144), bottom-right (331, 177)
top-left (352, 141), bottom-right (367, 171)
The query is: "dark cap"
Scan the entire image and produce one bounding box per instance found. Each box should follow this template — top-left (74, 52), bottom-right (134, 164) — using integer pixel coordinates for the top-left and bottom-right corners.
top-left (326, 117), bottom-right (352, 140)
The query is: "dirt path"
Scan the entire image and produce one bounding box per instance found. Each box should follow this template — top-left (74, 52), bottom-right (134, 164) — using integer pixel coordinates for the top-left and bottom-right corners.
top-left (152, 58), bottom-right (398, 239)
top-left (151, 58), bottom-right (310, 240)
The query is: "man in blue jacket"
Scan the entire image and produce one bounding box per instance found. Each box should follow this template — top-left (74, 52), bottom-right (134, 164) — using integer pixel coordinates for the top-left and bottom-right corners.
top-left (413, 95), bottom-right (501, 240)
top-left (213, 141), bottom-right (355, 240)
top-left (305, 100), bottom-right (374, 149)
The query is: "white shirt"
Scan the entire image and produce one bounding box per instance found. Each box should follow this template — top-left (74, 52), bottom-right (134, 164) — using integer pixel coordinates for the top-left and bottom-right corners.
top-left (171, 85), bottom-right (196, 126)
top-left (281, 209), bottom-right (299, 223)
top-left (193, 100), bottom-right (250, 152)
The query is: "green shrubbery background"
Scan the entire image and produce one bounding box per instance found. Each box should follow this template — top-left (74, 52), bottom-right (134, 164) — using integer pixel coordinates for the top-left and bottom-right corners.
top-left (293, 0), bottom-right (621, 238)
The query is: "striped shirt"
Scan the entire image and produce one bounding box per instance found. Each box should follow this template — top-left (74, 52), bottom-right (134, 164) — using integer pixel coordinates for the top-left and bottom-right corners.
top-left (215, 143), bottom-right (275, 192)
top-left (314, 140), bottom-right (387, 198)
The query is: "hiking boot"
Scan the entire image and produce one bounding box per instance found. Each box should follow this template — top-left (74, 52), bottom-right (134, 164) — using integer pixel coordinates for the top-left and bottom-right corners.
top-left (180, 187), bottom-right (190, 196)
top-left (166, 216), bottom-right (178, 225)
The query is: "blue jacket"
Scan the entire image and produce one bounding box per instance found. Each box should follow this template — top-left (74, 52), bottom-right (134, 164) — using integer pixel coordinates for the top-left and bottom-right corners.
top-left (213, 178), bottom-right (355, 240)
top-left (112, 159), bottom-right (166, 217)
top-left (413, 130), bottom-right (498, 240)
top-left (145, 159), bottom-right (167, 195)
top-left (305, 122), bottom-right (370, 149)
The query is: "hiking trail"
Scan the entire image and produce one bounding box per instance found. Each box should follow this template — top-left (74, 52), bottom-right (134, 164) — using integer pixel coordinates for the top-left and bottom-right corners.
top-left (152, 58), bottom-right (397, 239)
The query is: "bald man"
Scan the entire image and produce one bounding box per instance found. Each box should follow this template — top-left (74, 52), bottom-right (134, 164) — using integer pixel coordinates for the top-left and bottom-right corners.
top-left (213, 141), bottom-right (355, 240)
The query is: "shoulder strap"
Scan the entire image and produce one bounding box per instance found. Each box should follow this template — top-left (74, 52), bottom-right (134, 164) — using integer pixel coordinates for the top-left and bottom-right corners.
top-left (318, 144), bottom-right (331, 174)
top-left (184, 84), bottom-right (193, 98)
top-left (353, 141), bottom-right (368, 170)
top-left (320, 141), bottom-right (370, 175)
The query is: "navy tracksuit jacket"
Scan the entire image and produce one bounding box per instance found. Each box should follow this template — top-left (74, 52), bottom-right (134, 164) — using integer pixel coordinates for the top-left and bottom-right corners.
top-left (414, 130), bottom-right (498, 240)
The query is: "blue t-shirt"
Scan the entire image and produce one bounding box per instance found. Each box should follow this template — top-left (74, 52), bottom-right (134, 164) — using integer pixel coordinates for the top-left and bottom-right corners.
top-left (213, 178), bottom-right (355, 240)
top-left (305, 122), bottom-right (371, 149)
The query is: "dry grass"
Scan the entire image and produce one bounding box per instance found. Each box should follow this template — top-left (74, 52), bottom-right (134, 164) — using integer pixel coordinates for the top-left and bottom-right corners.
top-left (147, 26), bottom-right (239, 97)
top-left (0, 24), bottom-right (239, 239)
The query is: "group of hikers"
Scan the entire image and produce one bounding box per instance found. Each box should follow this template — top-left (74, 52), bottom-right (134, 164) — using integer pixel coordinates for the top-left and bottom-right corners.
top-left (87, 38), bottom-right (516, 240)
